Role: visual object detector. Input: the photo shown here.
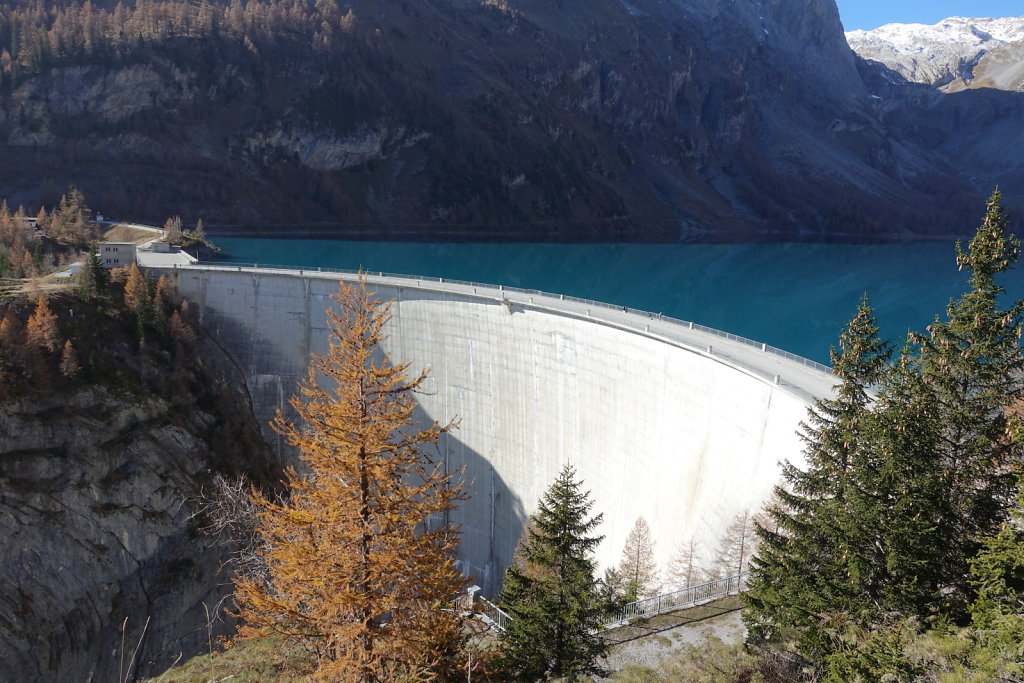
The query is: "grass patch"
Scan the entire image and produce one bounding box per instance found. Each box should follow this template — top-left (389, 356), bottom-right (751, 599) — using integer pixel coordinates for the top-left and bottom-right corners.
top-left (652, 635), bottom-right (672, 648)
top-left (143, 634), bottom-right (316, 683)
top-left (103, 224), bottom-right (156, 243)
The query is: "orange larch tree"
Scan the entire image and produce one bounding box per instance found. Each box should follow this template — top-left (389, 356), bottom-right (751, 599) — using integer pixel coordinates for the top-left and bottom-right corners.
top-left (25, 295), bottom-right (59, 352)
top-left (616, 516), bottom-right (660, 601)
top-left (123, 262), bottom-right (150, 318)
top-left (233, 277), bottom-right (470, 682)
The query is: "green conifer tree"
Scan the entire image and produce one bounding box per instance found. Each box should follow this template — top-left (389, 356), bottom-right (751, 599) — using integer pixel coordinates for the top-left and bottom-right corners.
top-left (743, 296), bottom-right (891, 659)
top-left (855, 345), bottom-right (946, 617)
top-left (498, 464), bottom-right (607, 681)
top-left (911, 188), bottom-right (1024, 610)
top-left (31, 237), bottom-right (43, 272)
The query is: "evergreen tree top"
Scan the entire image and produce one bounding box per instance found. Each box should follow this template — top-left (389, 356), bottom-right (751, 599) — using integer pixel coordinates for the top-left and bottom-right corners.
top-left (829, 294), bottom-right (892, 403)
top-left (956, 189), bottom-right (1021, 293)
top-left (530, 464), bottom-right (605, 556)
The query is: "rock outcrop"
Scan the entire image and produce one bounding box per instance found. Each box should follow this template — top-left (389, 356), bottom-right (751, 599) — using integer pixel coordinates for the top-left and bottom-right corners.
top-left (0, 296), bottom-right (278, 682)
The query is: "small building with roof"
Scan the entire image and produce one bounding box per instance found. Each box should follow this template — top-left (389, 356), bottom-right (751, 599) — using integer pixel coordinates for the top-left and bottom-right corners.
top-left (99, 242), bottom-right (137, 268)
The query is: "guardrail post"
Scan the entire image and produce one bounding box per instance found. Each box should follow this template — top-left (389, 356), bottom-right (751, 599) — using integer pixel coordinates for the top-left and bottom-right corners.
top-left (774, 374), bottom-right (781, 384)
top-left (707, 345), bottom-right (713, 354)
top-left (762, 343), bottom-right (767, 351)
top-left (688, 321), bottom-right (694, 329)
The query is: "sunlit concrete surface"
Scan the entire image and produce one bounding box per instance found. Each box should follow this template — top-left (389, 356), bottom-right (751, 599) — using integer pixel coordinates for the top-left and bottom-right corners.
top-left (151, 265), bottom-right (835, 596)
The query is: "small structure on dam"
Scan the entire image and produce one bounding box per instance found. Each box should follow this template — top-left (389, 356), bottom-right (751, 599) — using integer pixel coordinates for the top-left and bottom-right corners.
top-left (149, 264), bottom-right (836, 596)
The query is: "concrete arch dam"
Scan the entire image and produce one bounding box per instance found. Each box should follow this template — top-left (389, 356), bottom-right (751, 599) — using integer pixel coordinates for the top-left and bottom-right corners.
top-left (154, 265), bottom-right (836, 596)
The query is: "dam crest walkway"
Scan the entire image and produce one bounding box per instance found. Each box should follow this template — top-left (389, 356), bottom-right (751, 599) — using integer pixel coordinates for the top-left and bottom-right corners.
top-left (161, 261), bottom-right (837, 404)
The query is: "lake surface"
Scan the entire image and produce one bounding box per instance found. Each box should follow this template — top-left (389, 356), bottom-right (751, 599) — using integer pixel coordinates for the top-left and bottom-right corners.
top-left (212, 238), bottom-right (1024, 365)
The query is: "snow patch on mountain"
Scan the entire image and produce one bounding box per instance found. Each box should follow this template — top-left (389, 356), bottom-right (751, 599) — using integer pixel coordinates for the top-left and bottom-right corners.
top-left (847, 16), bottom-right (1024, 87)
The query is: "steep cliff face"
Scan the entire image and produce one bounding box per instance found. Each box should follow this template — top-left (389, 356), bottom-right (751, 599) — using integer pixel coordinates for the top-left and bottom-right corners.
top-left (0, 293), bottom-right (278, 682)
top-left (0, 0), bottom-right (1017, 240)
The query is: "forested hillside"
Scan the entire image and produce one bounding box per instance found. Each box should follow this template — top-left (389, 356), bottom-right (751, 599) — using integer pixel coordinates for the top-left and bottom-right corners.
top-left (0, 0), bottom-right (1019, 240)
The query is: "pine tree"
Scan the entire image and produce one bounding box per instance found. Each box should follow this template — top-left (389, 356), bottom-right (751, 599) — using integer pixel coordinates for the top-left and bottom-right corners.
top-left (966, 476), bottom-right (1024, 656)
top-left (596, 567), bottom-right (627, 618)
top-left (498, 464), bottom-right (607, 681)
top-left (743, 296), bottom-right (891, 659)
top-left (910, 189), bottom-right (1024, 609)
top-left (75, 249), bottom-right (107, 300)
top-left (744, 194), bottom-right (1024, 670)
top-left (31, 237), bottom-right (43, 272)
top-left (233, 277), bottom-right (469, 682)
top-left (617, 516), bottom-right (660, 601)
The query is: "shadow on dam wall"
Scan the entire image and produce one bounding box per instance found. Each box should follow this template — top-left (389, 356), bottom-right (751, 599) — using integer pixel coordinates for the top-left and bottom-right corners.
top-left (159, 265), bottom-right (821, 601)
top-left (191, 295), bottom-right (527, 597)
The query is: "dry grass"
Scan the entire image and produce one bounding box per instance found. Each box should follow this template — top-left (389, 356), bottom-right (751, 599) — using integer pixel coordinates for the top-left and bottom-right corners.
top-left (145, 598), bottom-right (744, 682)
top-left (143, 635), bottom-right (316, 683)
top-left (103, 224), bottom-right (157, 243)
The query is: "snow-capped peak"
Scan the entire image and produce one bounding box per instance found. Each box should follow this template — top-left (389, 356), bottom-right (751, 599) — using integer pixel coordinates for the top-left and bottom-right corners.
top-left (846, 16), bottom-right (1024, 87)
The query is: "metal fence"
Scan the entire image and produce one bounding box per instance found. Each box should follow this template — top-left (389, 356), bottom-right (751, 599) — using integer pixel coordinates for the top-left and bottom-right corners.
top-left (603, 573), bottom-right (748, 629)
top-left (465, 572), bottom-right (748, 634)
top-left (477, 595), bottom-right (513, 633)
top-left (174, 262), bottom-right (832, 397)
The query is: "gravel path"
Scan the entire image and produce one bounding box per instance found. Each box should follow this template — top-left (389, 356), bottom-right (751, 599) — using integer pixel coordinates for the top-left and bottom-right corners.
top-left (601, 596), bottom-right (746, 676)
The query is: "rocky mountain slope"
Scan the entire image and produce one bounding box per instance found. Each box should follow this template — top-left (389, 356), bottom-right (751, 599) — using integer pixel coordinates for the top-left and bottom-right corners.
top-left (0, 0), bottom-right (1021, 241)
top-left (0, 288), bottom-right (279, 682)
top-left (847, 16), bottom-right (1024, 90)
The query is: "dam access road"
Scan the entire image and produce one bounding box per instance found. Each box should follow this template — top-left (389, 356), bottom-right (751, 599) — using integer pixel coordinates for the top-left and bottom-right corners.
top-left (147, 262), bottom-right (837, 596)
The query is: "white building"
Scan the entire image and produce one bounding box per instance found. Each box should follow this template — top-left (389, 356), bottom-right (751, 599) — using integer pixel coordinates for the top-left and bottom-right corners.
top-left (98, 241), bottom-right (137, 269)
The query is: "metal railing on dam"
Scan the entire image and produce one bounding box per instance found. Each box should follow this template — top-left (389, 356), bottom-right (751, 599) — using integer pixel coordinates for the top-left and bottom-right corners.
top-left (466, 573), bottom-right (748, 633)
top-left (168, 261), bottom-right (835, 404)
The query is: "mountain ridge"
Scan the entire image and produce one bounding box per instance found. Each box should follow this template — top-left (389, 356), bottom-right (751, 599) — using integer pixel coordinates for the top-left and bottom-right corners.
top-left (0, 0), bottom-right (1019, 241)
top-left (847, 15), bottom-right (1024, 91)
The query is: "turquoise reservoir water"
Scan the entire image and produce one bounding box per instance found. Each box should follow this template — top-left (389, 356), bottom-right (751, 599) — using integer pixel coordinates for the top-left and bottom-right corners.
top-left (212, 239), bottom-right (1024, 365)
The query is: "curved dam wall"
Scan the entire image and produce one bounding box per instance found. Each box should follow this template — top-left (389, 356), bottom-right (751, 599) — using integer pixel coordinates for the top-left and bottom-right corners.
top-left (154, 265), bottom-right (835, 596)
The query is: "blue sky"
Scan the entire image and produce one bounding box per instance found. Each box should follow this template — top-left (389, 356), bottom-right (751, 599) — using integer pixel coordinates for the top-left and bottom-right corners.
top-left (836, 1), bottom-right (1023, 31)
